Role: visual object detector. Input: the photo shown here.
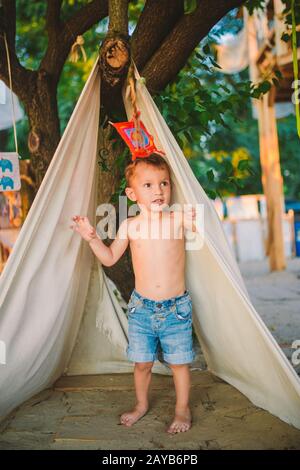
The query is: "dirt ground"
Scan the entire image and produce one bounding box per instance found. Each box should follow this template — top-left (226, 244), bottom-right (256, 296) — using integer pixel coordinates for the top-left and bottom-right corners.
top-left (0, 258), bottom-right (300, 450)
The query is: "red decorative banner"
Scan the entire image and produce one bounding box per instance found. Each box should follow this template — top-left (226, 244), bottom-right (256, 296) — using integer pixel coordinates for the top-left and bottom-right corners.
top-left (110, 116), bottom-right (165, 161)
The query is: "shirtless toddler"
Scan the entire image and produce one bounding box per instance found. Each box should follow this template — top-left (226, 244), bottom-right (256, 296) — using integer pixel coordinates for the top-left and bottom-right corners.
top-left (70, 154), bottom-right (197, 434)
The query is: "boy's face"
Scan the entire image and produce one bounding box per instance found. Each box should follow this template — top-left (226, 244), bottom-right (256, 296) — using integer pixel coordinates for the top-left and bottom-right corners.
top-left (125, 164), bottom-right (171, 213)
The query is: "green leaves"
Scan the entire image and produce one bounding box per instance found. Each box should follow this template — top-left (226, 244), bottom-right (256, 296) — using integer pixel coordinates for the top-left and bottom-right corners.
top-left (281, 32), bottom-right (291, 43)
top-left (244, 0), bottom-right (266, 15)
top-left (278, 1), bottom-right (300, 138)
top-left (291, 0), bottom-right (300, 138)
top-left (203, 43), bottom-right (211, 55)
top-left (250, 69), bottom-right (283, 99)
top-left (208, 56), bottom-right (222, 69)
top-left (206, 189), bottom-right (218, 199)
top-left (251, 80), bottom-right (272, 99)
top-left (184, 0), bottom-right (198, 15)
top-left (206, 169), bottom-right (215, 183)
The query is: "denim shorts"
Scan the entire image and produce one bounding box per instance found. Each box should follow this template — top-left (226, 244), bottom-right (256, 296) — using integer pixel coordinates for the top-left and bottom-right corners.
top-left (126, 288), bottom-right (195, 365)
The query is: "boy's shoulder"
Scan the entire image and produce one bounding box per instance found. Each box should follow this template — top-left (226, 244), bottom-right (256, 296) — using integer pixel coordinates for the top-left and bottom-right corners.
top-left (122, 215), bottom-right (140, 226)
top-left (117, 215), bottom-right (139, 239)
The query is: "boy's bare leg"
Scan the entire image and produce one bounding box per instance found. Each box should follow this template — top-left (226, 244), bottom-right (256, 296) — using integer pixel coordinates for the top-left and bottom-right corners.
top-left (120, 361), bottom-right (153, 426)
top-left (167, 364), bottom-right (192, 434)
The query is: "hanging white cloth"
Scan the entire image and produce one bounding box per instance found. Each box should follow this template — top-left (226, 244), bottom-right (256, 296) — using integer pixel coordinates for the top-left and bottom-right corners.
top-left (0, 56), bottom-right (299, 431)
top-left (214, 29), bottom-right (249, 74)
top-left (214, 7), bottom-right (295, 119)
top-left (0, 81), bottom-right (24, 130)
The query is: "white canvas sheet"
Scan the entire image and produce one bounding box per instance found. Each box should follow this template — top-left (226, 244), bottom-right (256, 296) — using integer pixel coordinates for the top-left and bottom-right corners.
top-left (0, 57), bottom-right (299, 430)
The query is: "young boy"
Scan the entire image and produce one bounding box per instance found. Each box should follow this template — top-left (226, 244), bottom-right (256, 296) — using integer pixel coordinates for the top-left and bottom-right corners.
top-left (70, 153), bottom-right (197, 434)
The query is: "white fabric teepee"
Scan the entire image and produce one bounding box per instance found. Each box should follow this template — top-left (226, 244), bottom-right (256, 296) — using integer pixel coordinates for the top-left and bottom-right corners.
top-left (0, 56), bottom-right (300, 429)
top-left (0, 80), bottom-right (24, 130)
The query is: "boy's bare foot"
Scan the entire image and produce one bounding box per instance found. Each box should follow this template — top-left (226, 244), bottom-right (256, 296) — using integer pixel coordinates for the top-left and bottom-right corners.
top-left (120, 404), bottom-right (149, 427)
top-left (167, 406), bottom-right (192, 434)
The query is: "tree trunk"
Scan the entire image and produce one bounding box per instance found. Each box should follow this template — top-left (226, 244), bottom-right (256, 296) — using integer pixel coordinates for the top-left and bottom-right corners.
top-left (96, 124), bottom-right (134, 302)
top-left (24, 71), bottom-right (61, 192)
top-left (95, 0), bottom-right (134, 301)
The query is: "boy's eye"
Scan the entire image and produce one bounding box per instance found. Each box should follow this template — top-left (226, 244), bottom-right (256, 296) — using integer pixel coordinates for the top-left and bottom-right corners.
top-left (144, 183), bottom-right (151, 188)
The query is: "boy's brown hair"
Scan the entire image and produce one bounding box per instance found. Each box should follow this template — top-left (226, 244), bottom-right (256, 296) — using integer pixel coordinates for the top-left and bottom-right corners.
top-left (125, 153), bottom-right (171, 187)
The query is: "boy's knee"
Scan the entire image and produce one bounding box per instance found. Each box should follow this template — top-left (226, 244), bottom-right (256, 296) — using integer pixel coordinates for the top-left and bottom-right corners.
top-left (169, 363), bottom-right (190, 370)
top-left (135, 361), bottom-right (153, 372)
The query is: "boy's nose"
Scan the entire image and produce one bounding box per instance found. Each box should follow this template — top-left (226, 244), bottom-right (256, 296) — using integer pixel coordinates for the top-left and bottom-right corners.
top-left (154, 186), bottom-right (163, 194)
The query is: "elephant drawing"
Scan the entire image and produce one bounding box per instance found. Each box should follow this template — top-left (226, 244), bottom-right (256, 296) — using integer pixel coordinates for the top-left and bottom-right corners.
top-left (0, 159), bottom-right (13, 173)
top-left (0, 176), bottom-right (14, 190)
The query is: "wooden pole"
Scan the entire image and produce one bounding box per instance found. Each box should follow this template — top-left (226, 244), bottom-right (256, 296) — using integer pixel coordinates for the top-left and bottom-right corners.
top-left (245, 6), bottom-right (286, 271)
top-left (257, 90), bottom-right (286, 270)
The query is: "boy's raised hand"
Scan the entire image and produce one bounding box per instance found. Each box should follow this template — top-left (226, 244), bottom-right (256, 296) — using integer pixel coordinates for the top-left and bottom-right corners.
top-left (70, 215), bottom-right (97, 242)
top-left (183, 205), bottom-right (197, 232)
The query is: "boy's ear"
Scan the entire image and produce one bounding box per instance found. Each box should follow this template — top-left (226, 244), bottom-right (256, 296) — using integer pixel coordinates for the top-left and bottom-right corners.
top-left (125, 187), bottom-right (137, 202)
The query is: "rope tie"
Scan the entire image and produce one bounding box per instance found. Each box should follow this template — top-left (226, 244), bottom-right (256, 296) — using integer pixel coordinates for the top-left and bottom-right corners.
top-left (128, 64), bottom-right (143, 151)
top-left (69, 35), bottom-right (87, 63)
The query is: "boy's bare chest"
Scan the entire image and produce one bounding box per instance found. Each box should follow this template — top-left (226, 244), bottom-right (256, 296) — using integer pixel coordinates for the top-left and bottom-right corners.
top-left (129, 218), bottom-right (185, 261)
top-left (128, 216), bottom-right (184, 241)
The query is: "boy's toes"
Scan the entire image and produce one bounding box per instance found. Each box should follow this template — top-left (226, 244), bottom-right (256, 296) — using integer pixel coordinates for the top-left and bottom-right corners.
top-left (120, 407), bottom-right (148, 427)
top-left (167, 422), bottom-right (178, 434)
top-left (120, 413), bottom-right (130, 425)
top-left (167, 422), bottom-right (190, 434)
top-left (121, 417), bottom-right (133, 427)
top-left (167, 413), bottom-right (192, 434)
top-left (180, 423), bottom-right (190, 432)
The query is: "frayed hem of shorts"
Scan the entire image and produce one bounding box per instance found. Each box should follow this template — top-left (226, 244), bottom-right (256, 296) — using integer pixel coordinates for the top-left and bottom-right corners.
top-left (163, 352), bottom-right (195, 365)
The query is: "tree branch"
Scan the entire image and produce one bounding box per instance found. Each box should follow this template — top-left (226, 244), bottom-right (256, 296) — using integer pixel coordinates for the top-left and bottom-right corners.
top-left (46, 0), bottom-right (63, 36)
top-left (0, 0), bottom-right (34, 102)
top-left (142, 0), bottom-right (245, 93)
top-left (1, 0), bottom-right (16, 46)
top-left (40, 0), bottom-right (108, 80)
top-left (131, 0), bottom-right (184, 70)
top-left (63, 0), bottom-right (108, 44)
top-left (108, 0), bottom-right (129, 36)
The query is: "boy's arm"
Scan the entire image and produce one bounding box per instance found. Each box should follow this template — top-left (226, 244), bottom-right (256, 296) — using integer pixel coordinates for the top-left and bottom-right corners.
top-left (88, 218), bottom-right (129, 267)
top-left (70, 215), bottom-right (129, 267)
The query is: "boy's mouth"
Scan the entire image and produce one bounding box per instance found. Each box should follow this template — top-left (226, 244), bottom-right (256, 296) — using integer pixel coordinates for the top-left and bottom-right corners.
top-left (152, 198), bottom-right (164, 205)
